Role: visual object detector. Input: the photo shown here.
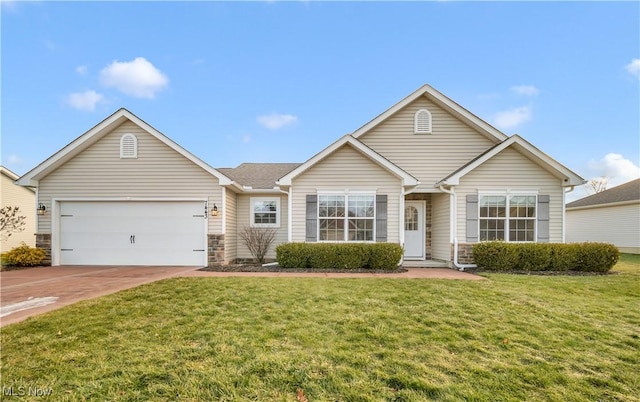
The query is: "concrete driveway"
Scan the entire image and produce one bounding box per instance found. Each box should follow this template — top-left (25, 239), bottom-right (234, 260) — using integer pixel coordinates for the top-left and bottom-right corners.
top-left (1, 266), bottom-right (482, 327)
top-left (0, 266), bottom-right (199, 327)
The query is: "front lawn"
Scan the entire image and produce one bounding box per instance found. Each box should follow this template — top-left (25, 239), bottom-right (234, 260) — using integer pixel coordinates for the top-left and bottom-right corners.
top-left (1, 264), bottom-right (638, 400)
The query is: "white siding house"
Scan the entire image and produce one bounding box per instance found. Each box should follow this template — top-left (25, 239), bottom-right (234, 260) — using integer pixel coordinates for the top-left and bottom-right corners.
top-left (1, 166), bottom-right (36, 252)
top-left (566, 179), bottom-right (640, 254)
top-left (18, 84), bottom-right (585, 267)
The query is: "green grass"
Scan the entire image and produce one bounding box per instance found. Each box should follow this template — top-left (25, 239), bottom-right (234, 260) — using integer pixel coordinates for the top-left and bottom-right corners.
top-left (1, 261), bottom-right (639, 401)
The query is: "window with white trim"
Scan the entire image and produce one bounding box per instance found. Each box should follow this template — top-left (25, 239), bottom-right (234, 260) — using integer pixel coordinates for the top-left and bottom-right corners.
top-left (318, 194), bottom-right (375, 241)
top-left (250, 197), bottom-right (280, 227)
top-left (120, 134), bottom-right (138, 158)
top-left (479, 195), bottom-right (536, 242)
top-left (414, 109), bottom-right (432, 134)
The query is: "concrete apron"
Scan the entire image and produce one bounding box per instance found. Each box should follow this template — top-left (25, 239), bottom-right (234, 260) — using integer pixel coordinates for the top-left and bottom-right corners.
top-left (1, 266), bottom-right (483, 327)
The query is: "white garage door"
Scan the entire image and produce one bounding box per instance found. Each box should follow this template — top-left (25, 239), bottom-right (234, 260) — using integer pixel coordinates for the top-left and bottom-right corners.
top-left (59, 201), bottom-right (207, 266)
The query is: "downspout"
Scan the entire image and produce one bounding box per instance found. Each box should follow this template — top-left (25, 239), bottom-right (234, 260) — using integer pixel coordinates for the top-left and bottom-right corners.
top-left (562, 185), bottom-right (576, 243)
top-left (438, 184), bottom-right (476, 271)
top-left (275, 186), bottom-right (292, 242)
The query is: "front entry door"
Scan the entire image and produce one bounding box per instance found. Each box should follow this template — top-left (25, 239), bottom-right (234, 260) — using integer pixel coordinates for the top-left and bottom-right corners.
top-left (404, 201), bottom-right (425, 260)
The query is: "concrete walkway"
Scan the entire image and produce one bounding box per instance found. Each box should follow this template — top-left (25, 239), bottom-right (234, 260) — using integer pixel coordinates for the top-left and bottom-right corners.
top-left (1, 266), bottom-right (483, 327)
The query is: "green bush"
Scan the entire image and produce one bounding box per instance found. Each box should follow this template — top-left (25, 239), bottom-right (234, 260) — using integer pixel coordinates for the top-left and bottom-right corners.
top-left (575, 242), bottom-right (619, 273)
top-left (471, 242), bottom-right (519, 271)
top-left (517, 243), bottom-right (552, 271)
top-left (472, 242), bottom-right (619, 273)
top-left (275, 243), bottom-right (402, 270)
top-left (2, 243), bottom-right (47, 267)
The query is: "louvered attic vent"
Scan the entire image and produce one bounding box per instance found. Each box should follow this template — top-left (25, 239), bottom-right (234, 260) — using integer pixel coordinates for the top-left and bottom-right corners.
top-left (120, 134), bottom-right (138, 158)
top-left (414, 109), bottom-right (432, 134)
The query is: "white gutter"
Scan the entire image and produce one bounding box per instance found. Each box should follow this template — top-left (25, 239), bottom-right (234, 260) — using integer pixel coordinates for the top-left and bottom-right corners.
top-left (438, 184), bottom-right (476, 271)
top-left (562, 185), bottom-right (575, 243)
top-left (275, 186), bottom-right (292, 242)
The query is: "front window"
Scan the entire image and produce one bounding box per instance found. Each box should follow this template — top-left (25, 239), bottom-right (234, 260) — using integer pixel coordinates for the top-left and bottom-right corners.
top-left (250, 197), bottom-right (280, 227)
top-left (318, 194), bottom-right (375, 241)
top-left (479, 195), bottom-right (536, 242)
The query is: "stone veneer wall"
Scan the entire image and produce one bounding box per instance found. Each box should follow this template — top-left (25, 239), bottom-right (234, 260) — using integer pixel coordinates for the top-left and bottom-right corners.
top-left (405, 194), bottom-right (432, 259)
top-left (207, 234), bottom-right (225, 266)
top-left (452, 243), bottom-right (474, 264)
top-left (36, 233), bottom-right (52, 266)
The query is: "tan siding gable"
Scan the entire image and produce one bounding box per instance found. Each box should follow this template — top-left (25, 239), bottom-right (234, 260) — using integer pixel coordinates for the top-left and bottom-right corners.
top-left (358, 97), bottom-right (497, 191)
top-left (1, 172), bottom-right (36, 251)
top-left (290, 144), bottom-right (402, 242)
top-left (38, 121), bottom-right (223, 234)
top-left (455, 147), bottom-right (564, 242)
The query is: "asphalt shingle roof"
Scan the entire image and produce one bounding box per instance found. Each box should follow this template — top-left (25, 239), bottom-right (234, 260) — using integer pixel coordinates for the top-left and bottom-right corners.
top-left (566, 178), bottom-right (640, 208)
top-left (218, 163), bottom-right (302, 189)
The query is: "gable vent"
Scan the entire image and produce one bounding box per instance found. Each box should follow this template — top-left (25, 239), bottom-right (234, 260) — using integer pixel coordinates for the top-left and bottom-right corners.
top-left (414, 109), bottom-right (432, 134)
top-left (120, 134), bottom-right (138, 158)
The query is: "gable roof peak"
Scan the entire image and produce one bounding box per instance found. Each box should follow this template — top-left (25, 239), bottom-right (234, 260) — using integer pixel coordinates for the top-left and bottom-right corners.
top-left (351, 83), bottom-right (508, 142)
top-left (17, 108), bottom-right (232, 187)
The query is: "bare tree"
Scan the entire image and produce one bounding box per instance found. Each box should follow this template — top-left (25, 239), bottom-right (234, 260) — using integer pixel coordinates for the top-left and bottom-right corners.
top-left (0, 206), bottom-right (26, 241)
top-left (239, 226), bottom-right (278, 264)
top-left (585, 176), bottom-right (608, 195)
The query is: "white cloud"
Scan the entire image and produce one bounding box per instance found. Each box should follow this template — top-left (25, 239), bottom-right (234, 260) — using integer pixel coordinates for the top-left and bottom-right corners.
top-left (510, 85), bottom-right (539, 97)
top-left (66, 90), bottom-right (104, 111)
top-left (625, 58), bottom-right (640, 79)
top-left (257, 113), bottom-right (298, 130)
top-left (6, 155), bottom-right (23, 164)
top-left (76, 65), bottom-right (88, 76)
top-left (493, 106), bottom-right (532, 130)
top-left (588, 153), bottom-right (640, 187)
top-left (99, 57), bottom-right (169, 99)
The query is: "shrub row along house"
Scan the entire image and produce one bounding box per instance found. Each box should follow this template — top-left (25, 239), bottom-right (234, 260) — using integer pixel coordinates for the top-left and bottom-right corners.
top-left (17, 84), bottom-right (585, 268)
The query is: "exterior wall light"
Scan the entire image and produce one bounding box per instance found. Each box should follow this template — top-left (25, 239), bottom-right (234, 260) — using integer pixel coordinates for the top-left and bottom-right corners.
top-left (211, 204), bottom-right (219, 217)
top-left (37, 203), bottom-right (47, 215)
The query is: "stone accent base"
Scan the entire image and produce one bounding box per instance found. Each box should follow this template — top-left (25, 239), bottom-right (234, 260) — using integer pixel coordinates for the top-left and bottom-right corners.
top-left (208, 234), bottom-right (225, 266)
top-left (36, 233), bottom-right (52, 266)
top-left (451, 243), bottom-right (474, 264)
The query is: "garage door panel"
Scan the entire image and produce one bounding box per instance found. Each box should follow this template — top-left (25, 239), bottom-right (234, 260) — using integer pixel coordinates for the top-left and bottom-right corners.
top-left (59, 201), bottom-right (206, 266)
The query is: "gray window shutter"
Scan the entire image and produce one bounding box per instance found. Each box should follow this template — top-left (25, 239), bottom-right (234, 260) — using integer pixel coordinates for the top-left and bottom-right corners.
top-left (466, 194), bottom-right (479, 243)
top-left (306, 195), bottom-right (317, 242)
top-left (376, 195), bottom-right (387, 242)
top-left (537, 195), bottom-right (550, 243)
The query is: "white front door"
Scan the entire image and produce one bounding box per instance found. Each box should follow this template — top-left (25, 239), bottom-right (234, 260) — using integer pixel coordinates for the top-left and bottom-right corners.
top-left (404, 201), bottom-right (425, 260)
top-left (59, 201), bottom-right (207, 266)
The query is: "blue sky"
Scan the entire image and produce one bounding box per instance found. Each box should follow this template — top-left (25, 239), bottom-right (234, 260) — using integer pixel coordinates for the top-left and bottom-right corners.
top-left (2, 1), bottom-right (639, 201)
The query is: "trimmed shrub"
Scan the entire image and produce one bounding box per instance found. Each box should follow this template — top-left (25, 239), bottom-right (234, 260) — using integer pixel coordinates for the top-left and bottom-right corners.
top-left (517, 243), bottom-right (552, 272)
top-left (369, 243), bottom-right (405, 270)
top-left (472, 241), bottom-right (519, 271)
top-left (2, 243), bottom-right (47, 267)
top-left (549, 243), bottom-right (579, 272)
top-left (275, 242), bottom-right (402, 270)
top-left (275, 242), bottom-right (309, 268)
top-left (472, 241), bottom-right (619, 273)
top-left (575, 242), bottom-right (619, 273)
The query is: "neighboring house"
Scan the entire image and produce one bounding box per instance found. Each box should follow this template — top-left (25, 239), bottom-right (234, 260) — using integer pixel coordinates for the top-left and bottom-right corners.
top-left (566, 179), bottom-right (640, 254)
top-left (17, 84), bottom-right (584, 267)
top-left (1, 166), bottom-right (36, 252)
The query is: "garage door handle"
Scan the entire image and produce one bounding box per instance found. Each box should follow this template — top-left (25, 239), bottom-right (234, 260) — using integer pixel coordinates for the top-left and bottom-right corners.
top-left (130, 235), bottom-right (136, 244)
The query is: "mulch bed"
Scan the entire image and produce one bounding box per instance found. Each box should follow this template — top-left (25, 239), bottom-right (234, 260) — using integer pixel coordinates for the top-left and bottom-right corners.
top-left (199, 264), bottom-right (408, 274)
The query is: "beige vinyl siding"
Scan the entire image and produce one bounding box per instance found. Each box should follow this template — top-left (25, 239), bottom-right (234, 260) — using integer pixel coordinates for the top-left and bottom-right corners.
top-left (236, 194), bottom-right (288, 260)
top-left (431, 192), bottom-right (451, 261)
top-left (359, 97), bottom-right (497, 192)
top-left (455, 147), bottom-right (565, 243)
top-left (1, 172), bottom-right (36, 251)
top-left (224, 189), bottom-right (238, 263)
top-left (38, 121), bottom-right (223, 234)
top-left (567, 203), bottom-right (640, 253)
top-left (291, 144), bottom-right (402, 243)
